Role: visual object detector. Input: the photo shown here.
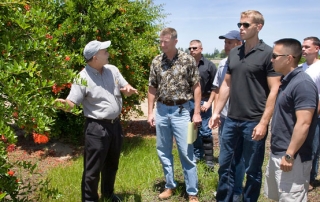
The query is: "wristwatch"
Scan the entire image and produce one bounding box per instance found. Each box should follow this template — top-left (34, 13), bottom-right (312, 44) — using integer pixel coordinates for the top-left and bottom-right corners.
top-left (285, 154), bottom-right (294, 162)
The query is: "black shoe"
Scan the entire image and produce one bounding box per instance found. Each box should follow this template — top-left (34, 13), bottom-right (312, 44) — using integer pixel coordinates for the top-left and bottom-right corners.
top-left (102, 194), bottom-right (122, 202)
top-left (111, 194), bottom-right (121, 202)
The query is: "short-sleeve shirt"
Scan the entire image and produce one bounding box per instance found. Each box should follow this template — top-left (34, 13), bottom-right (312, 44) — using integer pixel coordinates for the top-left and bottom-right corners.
top-left (198, 55), bottom-right (217, 97)
top-left (226, 40), bottom-right (280, 121)
top-left (67, 64), bottom-right (128, 119)
top-left (148, 50), bottom-right (200, 101)
top-left (271, 67), bottom-right (318, 162)
top-left (304, 60), bottom-right (320, 96)
top-left (213, 57), bottom-right (229, 118)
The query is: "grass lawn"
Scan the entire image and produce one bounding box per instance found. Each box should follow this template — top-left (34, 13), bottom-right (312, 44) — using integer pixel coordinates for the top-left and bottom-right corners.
top-left (42, 132), bottom-right (319, 201)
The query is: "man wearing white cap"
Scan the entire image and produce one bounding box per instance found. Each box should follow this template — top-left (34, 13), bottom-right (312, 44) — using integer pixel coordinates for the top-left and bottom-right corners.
top-left (55, 40), bottom-right (137, 202)
top-left (213, 30), bottom-right (243, 202)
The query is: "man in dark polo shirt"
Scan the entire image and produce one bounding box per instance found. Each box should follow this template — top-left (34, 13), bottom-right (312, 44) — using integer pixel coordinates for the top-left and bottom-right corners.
top-left (147, 27), bottom-right (202, 202)
top-left (55, 40), bottom-right (138, 202)
top-left (209, 10), bottom-right (281, 201)
top-left (264, 38), bottom-right (318, 201)
top-left (189, 39), bottom-right (217, 170)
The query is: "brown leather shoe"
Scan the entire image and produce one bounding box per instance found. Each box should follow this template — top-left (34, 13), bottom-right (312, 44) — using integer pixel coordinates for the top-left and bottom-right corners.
top-left (158, 188), bottom-right (175, 199)
top-left (189, 195), bottom-right (199, 202)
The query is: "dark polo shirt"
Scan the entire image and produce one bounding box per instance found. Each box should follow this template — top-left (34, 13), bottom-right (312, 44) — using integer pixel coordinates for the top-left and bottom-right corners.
top-left (226, 40), bottom-right (280, 121)
top-left (271, 67), bottom-right (318, 162)
top-left (198, 55), bottom-right (217, 98)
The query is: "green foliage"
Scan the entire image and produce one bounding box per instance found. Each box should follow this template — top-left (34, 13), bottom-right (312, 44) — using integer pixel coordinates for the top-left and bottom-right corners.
top-left (0, 0), bottom-right (165, 199)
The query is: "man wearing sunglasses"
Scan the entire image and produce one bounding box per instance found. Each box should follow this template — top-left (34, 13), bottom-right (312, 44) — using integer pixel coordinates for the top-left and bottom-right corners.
top-left (264, 38), bottom-right (318, 202)
top-left (300, 36), bottom-right (320, 191)
top-left (209, 10), bottom-right (281, 202)
top-left (188, 40), bottom-right (217, 171)
top-left (212, 30), bottom-right (244, 202)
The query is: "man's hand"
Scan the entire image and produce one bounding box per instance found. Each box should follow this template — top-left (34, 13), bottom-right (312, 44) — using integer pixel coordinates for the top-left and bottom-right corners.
top-left (192, 113), bottom-right (202, 129)
top-left (209, 113), bottom-right (220, 129)
top-left (280, 156), bottom-right (293, 172)
top-left (147, 114), bottom-right (155, 127)
top-left (120, 85), bottom-right (138, 97)
top-left (251, 123), bottom-right (267, 141)
top-left (201, 101), bottom-right (212, 112)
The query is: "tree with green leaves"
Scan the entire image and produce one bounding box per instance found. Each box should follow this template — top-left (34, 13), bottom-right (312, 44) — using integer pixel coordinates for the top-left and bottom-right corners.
top-left (0, 0), bottom-right (165, 200)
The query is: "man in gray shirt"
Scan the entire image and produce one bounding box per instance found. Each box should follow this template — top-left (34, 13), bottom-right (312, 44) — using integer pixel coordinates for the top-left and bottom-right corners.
top-left (213, 30), bottom-right (243, 202)
top-left (55, 40), bottom-right (137, 202)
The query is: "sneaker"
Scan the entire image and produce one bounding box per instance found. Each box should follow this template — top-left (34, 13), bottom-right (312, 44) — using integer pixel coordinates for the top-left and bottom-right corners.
top-left (158, 188), bottom-right (175, 199)
top-left (188, 195), bottom-right (199, 202)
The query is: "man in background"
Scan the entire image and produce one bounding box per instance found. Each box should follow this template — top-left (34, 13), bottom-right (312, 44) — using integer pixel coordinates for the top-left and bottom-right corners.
top-left (301, 36), bottom-right (320, 191)
top-left (189, 39), bottom-right (217, 170)
top-left (212, 30), bottom-right (244, 201)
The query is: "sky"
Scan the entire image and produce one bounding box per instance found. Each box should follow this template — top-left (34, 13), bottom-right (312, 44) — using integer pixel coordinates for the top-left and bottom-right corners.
top-left (153, 0), bottom-right (320, 54)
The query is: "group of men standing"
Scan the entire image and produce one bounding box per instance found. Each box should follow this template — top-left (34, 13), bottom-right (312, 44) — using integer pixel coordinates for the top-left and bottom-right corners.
top-left (54, 7), bottom-right (320, 202)
top-left (147, 9), bottom-right (320, 202)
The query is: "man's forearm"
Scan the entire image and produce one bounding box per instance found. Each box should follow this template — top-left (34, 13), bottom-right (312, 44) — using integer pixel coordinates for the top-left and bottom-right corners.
top-left (213, 85), bottom-right (229, 115)
top-left (208, 90), bottom-right (216, 106)
top-left (286, 123), bottom-right (310, 157)
top-left (259, 90), bottom-right (277, 126)
top-left (148, 86), bottom-right (156, 115)
top-left (193, 83), bottom-right (201, 114)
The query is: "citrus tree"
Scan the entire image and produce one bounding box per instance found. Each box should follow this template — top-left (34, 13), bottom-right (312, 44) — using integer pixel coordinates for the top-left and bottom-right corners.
top-left (0, 0), bottom-right (164, 200)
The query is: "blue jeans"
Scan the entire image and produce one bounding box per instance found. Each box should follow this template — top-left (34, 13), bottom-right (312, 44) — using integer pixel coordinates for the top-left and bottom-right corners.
top-left (218, 116), bottom-right (245, 196)
top-left (310, 118), bottom-right (320, 183)
top-left (189, 99), bottom-right (213, 160)
top-left (155, 101), bottom-right (198, 196)
top-left (216, 117), bottom-right (266, 202)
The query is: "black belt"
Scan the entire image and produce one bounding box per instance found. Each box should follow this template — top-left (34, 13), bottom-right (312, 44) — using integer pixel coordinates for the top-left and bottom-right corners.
top-left (86, 117), bottom-right (119, 124)
top-left (202, 94), bottom-right (211, 98)
top-left (158, 99), bottom-right (188, 106)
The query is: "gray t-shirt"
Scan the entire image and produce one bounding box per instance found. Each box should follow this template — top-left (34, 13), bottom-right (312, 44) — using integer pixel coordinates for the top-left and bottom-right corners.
top-left (67, 64), bottom-right (128, 119)
top-left (212, 57), bottom-right (229, 118)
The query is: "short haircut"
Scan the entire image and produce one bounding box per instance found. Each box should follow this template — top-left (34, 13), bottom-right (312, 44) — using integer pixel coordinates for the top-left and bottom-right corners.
top-left (241, 10), bottom-right (264, 26)
top-left (274, 38), bottom-right (302, 65)
top-left (190, 39), bottom-right (202, 47)
top-left (160, 27), bottom-right (177, 40)
top-left (304, 36), bottom-right (320, 47)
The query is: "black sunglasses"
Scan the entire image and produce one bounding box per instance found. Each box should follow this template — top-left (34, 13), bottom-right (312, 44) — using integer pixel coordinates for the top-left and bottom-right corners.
top-left (272, 53), bottom-right (296, 59)
top-left (237, 22), bottom-right (250, 28)
top-left (188, 47), bottom-right (198, 51)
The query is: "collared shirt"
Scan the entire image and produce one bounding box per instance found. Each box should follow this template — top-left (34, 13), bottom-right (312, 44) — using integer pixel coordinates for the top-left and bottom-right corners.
top-left (213, 57), bottom-right (228, 117)
top-left (67, 64), bottom-right (128, 119)
top-left (271, 66), bottom-right (318, 162)
top-left (226, 40), bottom-right (280, 121)
top-left (198, 55), bottom-right (217, 97)
top-left (148, 50), bottom-right (200, 101)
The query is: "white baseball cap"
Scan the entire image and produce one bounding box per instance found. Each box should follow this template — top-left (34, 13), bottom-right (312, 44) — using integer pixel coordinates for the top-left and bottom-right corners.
top-left (83, 40), bottom-right (111, 60)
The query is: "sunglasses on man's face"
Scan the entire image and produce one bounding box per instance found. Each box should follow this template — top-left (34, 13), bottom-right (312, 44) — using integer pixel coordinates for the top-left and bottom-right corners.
top-left (272, 53), bottom-right (296, 59)
top-left (188, 47), bottom-right (198, 51)
top-left (237, 22), bottom-right (251, 28)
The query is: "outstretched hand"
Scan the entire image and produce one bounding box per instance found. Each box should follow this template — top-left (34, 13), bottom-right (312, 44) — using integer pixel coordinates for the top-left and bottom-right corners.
top-left (120, 85), bottom-right (138, 97)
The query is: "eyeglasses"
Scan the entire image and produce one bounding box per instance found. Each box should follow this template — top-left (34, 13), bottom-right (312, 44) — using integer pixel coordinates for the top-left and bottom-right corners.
top-left (188, 47), bottom-right (198, 51)
top-left (272, 53), bottom-right (296, 59)
top-left (237, 22), bottom-right (251, 28)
